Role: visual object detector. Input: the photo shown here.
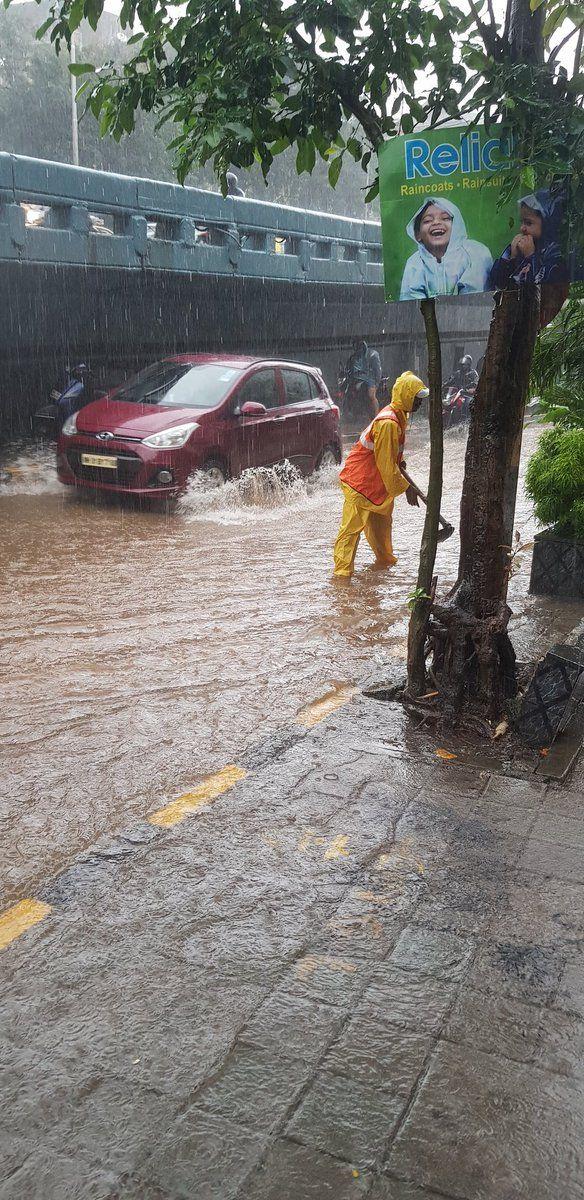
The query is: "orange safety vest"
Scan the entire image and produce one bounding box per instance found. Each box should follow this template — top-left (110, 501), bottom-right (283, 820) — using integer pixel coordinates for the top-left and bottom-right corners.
top-left (339, 406), bottom-right (405, 506)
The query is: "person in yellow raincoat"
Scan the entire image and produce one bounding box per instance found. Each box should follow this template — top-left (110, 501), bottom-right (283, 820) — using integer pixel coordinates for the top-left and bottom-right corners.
top-left (333, 371), bottom-right (429, 578)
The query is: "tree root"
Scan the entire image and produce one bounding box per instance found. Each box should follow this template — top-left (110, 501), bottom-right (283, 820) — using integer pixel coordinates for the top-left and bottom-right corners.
top-left (426, 595), bottom-right (516, 723)
top-left (401, 689), bottom-right (496, 739)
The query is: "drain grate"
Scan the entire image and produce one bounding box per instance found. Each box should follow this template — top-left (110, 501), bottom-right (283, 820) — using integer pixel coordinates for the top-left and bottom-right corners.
top-left (518, 643), bottom-right (584, 748)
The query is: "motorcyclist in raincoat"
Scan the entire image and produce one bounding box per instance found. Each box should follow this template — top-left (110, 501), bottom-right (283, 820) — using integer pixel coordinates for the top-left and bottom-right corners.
top-left (400, 198), bottom-right (493, 300)
top-left (344, 339), bottom-right (383, 418)
top-left (333, 371), bottom-right (428, 578)
top-left (446, 354), bottom-right (479, 392)
top-left (489, 188), bottom-right (569, 289)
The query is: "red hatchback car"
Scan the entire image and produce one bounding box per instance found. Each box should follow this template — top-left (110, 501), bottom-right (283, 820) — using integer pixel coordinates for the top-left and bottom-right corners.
top-left (57, 355), bottom-right (342, 497)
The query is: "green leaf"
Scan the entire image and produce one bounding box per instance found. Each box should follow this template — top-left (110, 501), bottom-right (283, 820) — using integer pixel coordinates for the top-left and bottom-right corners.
top-left (296, 138), bottom-right (316, 174)
top-left (75, 78), bottom-right (94, 99)
top-left (568, 74), bottom-right (584, 94)
top-left (35, 17), bottom-right (54, 40)
top-left (407, 586), bottom-right (432, 612)
top-left (204, 127), bottom-right (223, 150)
top-left (328, 154), bottom-right (343, 189)
top-left (543, 5), bottom-right (568, 38)
top-left (225, 121), bottom-right (253, 141)
top-left (270, 137), bottom-right (290, 156)
top-left (409, 99), bottom-right (427, 122)
top-left (346, 136), bottom-right (361, 161)
top-left (68, 0), bottom-right (85, 32)
top-left (69, 62), bottom-right (95, 76)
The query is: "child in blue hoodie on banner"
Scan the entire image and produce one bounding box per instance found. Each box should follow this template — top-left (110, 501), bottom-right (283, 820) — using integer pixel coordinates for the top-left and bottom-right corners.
top-left (400, 198), bottom-right (493, 300)
top-left (489, 189), bottom-right (569, 289)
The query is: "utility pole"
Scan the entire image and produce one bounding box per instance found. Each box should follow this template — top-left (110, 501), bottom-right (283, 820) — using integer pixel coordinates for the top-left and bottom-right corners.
top-left (70, 30), bottom-right (80, 166)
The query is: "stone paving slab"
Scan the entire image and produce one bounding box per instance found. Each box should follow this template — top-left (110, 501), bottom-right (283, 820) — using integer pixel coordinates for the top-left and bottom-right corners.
top-left (239, 1139), bottom-right (370, 1200)
top-left (2, 693), bottom-right (584, 1199)
top-left (386, 1041), bottom-right (584, 1200)
top-left (132, 1109), bottom-right (268, 1200)
top-left (0, 1155), bottom-right (118, 1200)
top-left (285, 1070), bottom-right (405, 1165)
top-left (193, 1045), bottom-right (313, 1133)
top-left (357, 962), bottom-right (460, 1035)
top-left (367, 1179), bottom-right (450, 1200)
top-left (238, 989), bottom-right (346, 1060)
top-left (322, 1015), bottom-right (434, 1096)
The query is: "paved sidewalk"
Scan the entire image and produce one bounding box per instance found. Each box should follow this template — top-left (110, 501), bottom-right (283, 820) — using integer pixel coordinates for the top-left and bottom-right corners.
top-left (2, 693), bottom-right (584, 1200)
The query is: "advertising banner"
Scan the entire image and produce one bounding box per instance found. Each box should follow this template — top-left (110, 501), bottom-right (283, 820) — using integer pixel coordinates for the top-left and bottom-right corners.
top-left (378, 126), bottom-right (576, 306)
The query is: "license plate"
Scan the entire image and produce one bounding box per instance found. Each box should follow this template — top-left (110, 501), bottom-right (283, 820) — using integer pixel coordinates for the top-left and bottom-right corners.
top-left (80, 453), bottom-right (118, 469)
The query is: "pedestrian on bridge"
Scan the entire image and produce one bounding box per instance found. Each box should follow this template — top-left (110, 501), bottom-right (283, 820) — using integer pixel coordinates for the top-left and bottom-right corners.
top-left (333, 371), bottom-right (428, 578)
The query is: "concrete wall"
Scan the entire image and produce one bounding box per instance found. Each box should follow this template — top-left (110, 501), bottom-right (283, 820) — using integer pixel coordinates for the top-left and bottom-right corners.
top-left (0, 261), bottom-right (492, 435)
top-left (0, 154), bottom-right (493, 436)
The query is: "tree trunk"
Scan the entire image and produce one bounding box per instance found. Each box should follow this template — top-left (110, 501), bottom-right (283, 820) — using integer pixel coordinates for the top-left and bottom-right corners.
top-left (432, 283), bottom-right (540, 722)
top-left (407, 298), bottom-right (443, 696)
top-left (422, 0), bottom-right (544, 726)
top-left (508, 0), bottom-right (544, 63)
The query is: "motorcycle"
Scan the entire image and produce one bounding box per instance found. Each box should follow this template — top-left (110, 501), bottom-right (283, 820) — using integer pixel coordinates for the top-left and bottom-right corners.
top-left (33, 364), bottom-right (100, 440)
top-left (335, 365), bottom-right (389, 424)
top-left (442, 383), bottom-right (475, 429)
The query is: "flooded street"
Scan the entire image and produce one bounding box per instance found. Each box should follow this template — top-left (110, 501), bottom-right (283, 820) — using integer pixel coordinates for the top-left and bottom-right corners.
top-left (0, 420), bottom-right (577, 905)
top-left (3, 5), bottom-right (584, 1189)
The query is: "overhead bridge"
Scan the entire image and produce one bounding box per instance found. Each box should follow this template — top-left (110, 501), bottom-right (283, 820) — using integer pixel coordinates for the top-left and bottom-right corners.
top-left (0, 153), bottom-right (493, 433)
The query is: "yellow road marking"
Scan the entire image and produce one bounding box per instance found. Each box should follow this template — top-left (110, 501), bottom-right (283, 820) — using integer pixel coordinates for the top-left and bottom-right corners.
top-left (328, 913), bottom-right (383, 939)
top-left (298, 829), bottom-right (326, 852)
top-left (374, 840), bottom-right (425, 877)
top-left (148, 765), bottom-right (247, 828)
top-left (324, 834), bottom-right (350, 860)
top-left (295, 952), bottom-right (358, 981)
top-left (0, 899), bottom-right (52, 951)
top-left (261, 831), bottom-right (283, 851)
top-left (353, 889), bottom-right (393, 906)
top-left (296, 685), bottom-right (356, 728)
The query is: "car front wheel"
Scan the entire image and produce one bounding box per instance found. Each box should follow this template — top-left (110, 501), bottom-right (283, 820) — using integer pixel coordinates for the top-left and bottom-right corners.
top-left (202, 459), bottom-right (227, 488)
top-left (315, 446), bottom-right (340, 472)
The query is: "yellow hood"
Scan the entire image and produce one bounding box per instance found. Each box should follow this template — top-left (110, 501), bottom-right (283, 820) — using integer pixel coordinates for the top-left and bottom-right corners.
top-left (390, 371), bottom-right (427, 416)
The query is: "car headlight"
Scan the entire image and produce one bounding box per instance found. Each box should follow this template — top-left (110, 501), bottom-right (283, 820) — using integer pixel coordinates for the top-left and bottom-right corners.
top-left (61, 412), bottom-right (78, 436)
top-left (142, 422), bottom-right (199, 449)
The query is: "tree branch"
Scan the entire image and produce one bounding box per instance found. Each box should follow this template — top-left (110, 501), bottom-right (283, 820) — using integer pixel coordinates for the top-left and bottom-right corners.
top-left (549, 24), bottom-right (580, 65)
top-left (466, 0), bottom-right (496, 55)
top-left (573, 25), bottom-right (584, 79)
top-left (503, 0), bottom-right (512, 48)
top-left (287, 24), bottom-right (384, 148)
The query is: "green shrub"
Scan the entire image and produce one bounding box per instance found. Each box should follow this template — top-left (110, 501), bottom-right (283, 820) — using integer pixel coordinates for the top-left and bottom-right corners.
top-left (531, 299), bottom-right (584, 428)
top-left (525, 427), bottom-right (584, 539)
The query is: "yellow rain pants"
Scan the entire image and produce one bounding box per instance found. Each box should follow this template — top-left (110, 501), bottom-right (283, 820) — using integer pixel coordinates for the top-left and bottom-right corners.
top-left (333, 486), bottom-right (396, 577)
top-left (333, 370), bottom-right (426, 578)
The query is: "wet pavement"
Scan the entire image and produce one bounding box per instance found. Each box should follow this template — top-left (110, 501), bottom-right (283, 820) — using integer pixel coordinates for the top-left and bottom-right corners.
top-left (0, 420), bottom-right (579, 906)
top-left (2, 687), bottom-right (584, 1199)
top-left (3, 418), bottom-right (584, 1198)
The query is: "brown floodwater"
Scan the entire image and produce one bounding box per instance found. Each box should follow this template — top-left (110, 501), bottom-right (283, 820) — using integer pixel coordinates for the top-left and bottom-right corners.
top-left (0, 421), bottom-right (578, 904)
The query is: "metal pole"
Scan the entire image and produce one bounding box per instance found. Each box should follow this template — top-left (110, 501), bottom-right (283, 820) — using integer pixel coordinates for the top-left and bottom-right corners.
top-left (70, 32), bottom-right (80, 166)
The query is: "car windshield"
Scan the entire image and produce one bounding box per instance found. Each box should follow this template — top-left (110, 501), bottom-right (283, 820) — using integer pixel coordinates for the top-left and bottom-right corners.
top-left (112, 362), bottom-right (244, 408)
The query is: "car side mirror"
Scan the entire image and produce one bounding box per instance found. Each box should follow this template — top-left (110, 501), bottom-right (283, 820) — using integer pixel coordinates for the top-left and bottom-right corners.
top-left (239, 401), bottom-right (267, 416)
